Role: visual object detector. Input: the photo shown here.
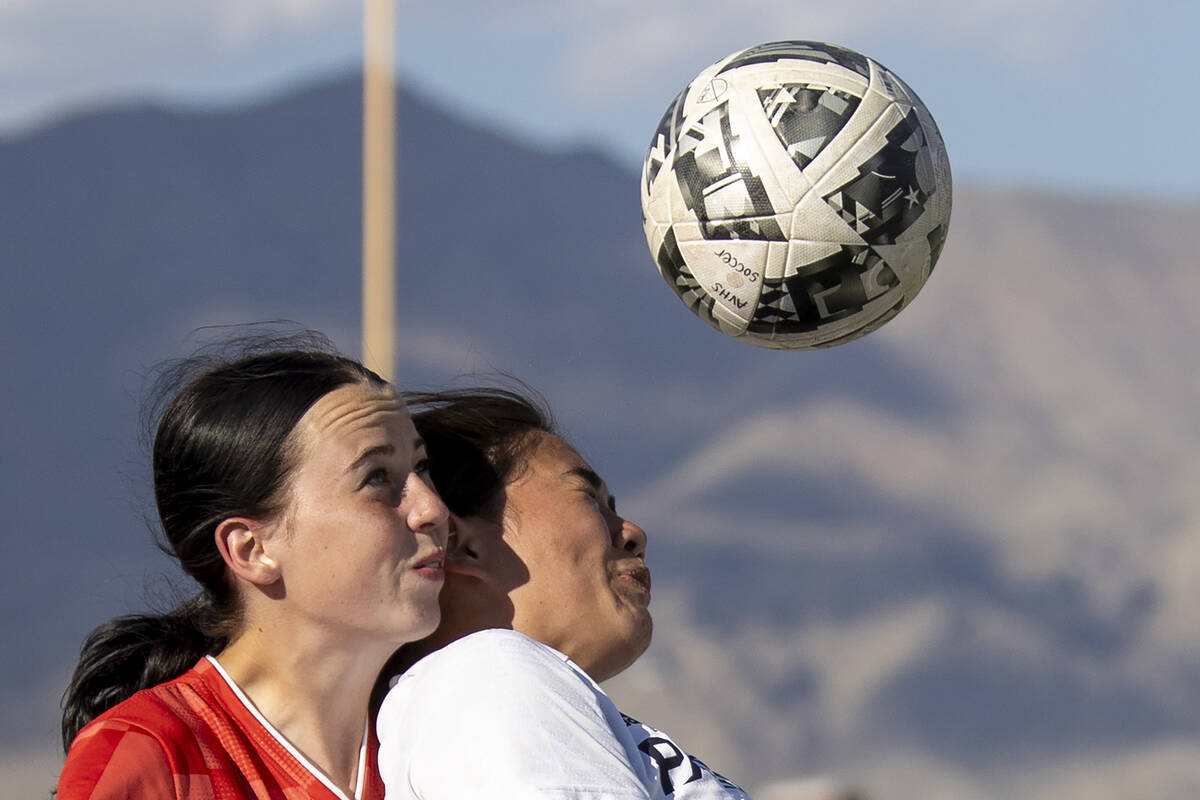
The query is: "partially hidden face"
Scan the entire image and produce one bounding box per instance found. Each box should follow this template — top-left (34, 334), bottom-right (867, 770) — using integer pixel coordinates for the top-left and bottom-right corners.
top-left (269, 382), bottom-right (449, 647)
top-left (499, 433), bottom-right (652, 681)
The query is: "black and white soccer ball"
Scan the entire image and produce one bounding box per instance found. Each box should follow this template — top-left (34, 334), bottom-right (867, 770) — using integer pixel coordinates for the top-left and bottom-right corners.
top-left (641, 41), bottom-right (952, 350)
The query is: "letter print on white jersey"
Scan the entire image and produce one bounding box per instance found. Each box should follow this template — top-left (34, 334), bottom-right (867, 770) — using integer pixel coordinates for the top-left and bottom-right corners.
top-left (620, 713), bottom-right (751, 799)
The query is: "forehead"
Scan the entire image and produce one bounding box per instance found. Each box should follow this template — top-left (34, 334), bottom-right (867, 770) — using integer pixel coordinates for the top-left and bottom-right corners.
top-left (293, 382), bottom-right (413, 458)
top-left (519, 433), bottom-right (604, 490)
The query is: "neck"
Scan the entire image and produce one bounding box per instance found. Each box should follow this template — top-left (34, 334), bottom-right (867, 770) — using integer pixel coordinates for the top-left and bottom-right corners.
top-left (216, 625), bottom-right (390, 796)
top-left (395, 616), bottom-right (506, 673)
top-left (388, 584), bottom-right (512, 674)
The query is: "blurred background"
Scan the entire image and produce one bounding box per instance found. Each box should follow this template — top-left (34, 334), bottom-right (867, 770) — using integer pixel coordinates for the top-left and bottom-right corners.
top-left (2, 2), bottom-right (1198, 798)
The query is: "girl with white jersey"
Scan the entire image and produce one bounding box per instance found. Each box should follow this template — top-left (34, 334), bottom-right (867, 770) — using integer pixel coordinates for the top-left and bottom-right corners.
top-left (377, 388), bottom-right (751, 799)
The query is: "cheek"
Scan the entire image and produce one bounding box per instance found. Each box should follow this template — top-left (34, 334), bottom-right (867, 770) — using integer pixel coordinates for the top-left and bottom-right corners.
top-left (300, 523), bottom-right (395, 580)
top-left (317, 557), bottom-right (394, 609)
top-left (539, 539), bottom-right (594, 575)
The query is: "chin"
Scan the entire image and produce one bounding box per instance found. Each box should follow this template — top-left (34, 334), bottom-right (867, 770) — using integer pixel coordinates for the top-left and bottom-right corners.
top-left (399, 605), bottom-right (442, 644)
top-left (631, 613), bottom-right (653, 660)
top-left (595, 615), bottom-right (653, 682)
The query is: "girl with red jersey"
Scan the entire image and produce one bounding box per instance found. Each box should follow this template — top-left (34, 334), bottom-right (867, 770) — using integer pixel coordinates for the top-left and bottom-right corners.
top-left (57, 336), bottom-right (449, 800)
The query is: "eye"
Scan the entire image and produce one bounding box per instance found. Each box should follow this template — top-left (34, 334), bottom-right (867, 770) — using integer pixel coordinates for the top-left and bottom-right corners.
top-left (585, 489), bottom-right (614, 514)
top-left (583, 485), bottom-right (615, 512)
top-left (363, 467), bottom-right (392, 488)
top-left (414, 457), bottom-right (431, 477)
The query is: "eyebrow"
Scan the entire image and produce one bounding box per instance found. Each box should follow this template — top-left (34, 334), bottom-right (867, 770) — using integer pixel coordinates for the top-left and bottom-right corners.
top-left (346, 436), bottom-right (426, 474)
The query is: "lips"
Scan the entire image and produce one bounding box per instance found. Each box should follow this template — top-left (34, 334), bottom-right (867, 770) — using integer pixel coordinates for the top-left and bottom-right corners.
top-left (617, 564), bottom-right (651, 595)
top-left (413, 549), bottom-right (445, 575)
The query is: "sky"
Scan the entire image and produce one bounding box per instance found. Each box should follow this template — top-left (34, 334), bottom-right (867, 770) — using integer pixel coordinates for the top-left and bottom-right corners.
top-left (0, 0), bottom-right (1197, 200)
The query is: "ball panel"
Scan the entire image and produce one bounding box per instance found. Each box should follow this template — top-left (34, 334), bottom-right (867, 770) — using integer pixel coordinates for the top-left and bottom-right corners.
top-left (676, 239), bottom-right (769, 330)
top-left (716, 41), bottom-right (872, 81)
top-left (758, 84), bottom-right (861, 171)
top-left (783, 240), bottom-right (850, 276)
top-left (722, 60), bottom-right (870, 102)
top-left (764, 241), bottom-right (791, 280)
top-left (925, 222), bottom-right (950, 273)
top-left (669, 100), bottom-right (790, 241)
top-left (653, 228), bottom-right (720, 329)
top-left (802, 100), bottom-right (908, 196)
top-left (787, 194), bottom-right (868, 247)
top-left (643, 86), bottom-right (689, 198)
top-left (819, 107), bottom-right (934, 246)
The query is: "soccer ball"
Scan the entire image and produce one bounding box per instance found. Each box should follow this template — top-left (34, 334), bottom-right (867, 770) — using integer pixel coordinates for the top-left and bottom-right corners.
top-left (641, 41), bottom-right (952, 350)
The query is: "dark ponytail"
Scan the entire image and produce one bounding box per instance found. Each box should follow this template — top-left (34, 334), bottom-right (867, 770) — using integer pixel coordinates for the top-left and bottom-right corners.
top-left (61, 331), bottom-right (385, 751)
top-left (60, 594), bottom-right (225, 751)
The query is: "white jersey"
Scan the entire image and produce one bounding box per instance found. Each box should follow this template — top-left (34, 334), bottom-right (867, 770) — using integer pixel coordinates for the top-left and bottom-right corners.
top-left (377, 629), bottom-right (750, 799)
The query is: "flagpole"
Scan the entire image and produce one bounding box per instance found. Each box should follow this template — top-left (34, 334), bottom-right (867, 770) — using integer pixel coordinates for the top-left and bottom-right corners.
top-left (362, 0), bottom-right (396, 381)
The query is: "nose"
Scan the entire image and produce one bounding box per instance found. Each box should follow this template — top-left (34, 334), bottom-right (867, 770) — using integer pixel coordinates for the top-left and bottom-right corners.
top-left (617, 517), bottom-right (647, 559)
top-left (406, 474), bottom-right (450, 548)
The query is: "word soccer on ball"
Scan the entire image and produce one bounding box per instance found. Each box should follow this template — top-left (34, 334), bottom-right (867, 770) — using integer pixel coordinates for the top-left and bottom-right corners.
top-left (641, 40), bottom-right (952, 350)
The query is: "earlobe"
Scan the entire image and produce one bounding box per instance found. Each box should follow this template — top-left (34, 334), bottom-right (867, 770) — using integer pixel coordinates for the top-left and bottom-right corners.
top-left (214, 517), bottom-right (281, 586)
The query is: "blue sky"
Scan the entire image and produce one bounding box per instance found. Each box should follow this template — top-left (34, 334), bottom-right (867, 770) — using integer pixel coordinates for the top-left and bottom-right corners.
top-left (1, 0), bottom-right (1196, 200)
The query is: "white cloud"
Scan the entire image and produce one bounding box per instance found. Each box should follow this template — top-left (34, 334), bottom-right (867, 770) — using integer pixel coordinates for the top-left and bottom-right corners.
top-left (392, 323), bottom-right (503, 376)
top-left (210, 0), bottom-right (346, 45)
top-left (538, 0), bottom-right (1112, 101)
top-left (797, 599), bottom-right (950, 739)
top-left (0, 0), bottom-right (1127, 136)
top-left (0, 0), bottom-right (356, 132)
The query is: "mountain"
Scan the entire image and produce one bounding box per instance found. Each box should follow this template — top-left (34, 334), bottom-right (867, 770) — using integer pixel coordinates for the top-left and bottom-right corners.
top-left (2, 72), bottom-right (1199, 799)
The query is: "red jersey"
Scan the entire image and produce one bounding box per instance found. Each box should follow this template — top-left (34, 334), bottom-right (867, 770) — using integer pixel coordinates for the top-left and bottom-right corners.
top-left (58, 656), bottom-right (385, 800)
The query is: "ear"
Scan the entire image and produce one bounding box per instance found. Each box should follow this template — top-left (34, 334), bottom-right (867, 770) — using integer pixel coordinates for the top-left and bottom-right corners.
top-left (214, 517), bottom-right (282, 587)
top-left (443, 513), bottom-right (496, 582)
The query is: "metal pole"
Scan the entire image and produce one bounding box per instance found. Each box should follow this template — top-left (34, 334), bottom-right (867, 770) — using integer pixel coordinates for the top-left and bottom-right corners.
top-left (362, 0), bottom-right (396, 381)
